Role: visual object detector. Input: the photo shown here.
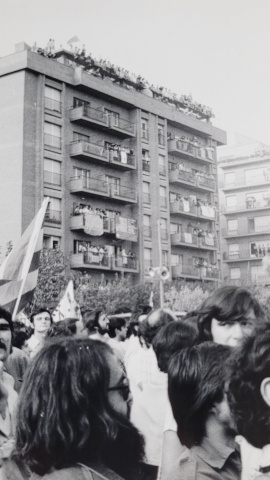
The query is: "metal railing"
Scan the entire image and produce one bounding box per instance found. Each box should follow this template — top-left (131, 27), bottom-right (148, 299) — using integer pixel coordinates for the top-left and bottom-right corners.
top-left (70, 176), bottom-right (110, 195)
top-left (44, 133), bottom-right (61, 149)
top-left (84, 252), bottom-right (110, 266)
top-left (71, 140), bottom-right (109, 160)
top-left (114, 255), bottom-right (138, 270)
top-left (45, 97), bottom-right (62, 113)
top-left (168, 139), bottom-right (215, 162)
top-left (45, 209), bottom-right (61, 224)
top-left (71, 105), bottom-right (108, 124)
top-left (44, 171), bottom-right (61, 186)
top-left (110, 184), bottom-right (137, 202)
top-left (109, 150), bottom-right (136, 167)
top-left (108, 116), bottom-right (135, 135)
top-left (224, 201), bottom-right (270, 212)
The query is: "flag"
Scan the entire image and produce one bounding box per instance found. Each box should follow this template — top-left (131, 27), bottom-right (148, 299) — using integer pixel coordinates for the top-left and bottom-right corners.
top-left (0, 198), bottom-right (49, 319)
top-left (84, 212), bottom-right (104, 236)
top-left (67, 36), bottom-right (80, 45)
top-left (52, 280), bottom-right (81, 322)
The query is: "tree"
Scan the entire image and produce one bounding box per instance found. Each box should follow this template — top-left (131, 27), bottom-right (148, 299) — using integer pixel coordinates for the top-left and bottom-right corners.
top-left (164, 283), bottom-right (210, 312)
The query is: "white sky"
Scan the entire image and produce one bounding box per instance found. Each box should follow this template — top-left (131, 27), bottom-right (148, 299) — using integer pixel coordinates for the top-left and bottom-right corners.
top-left (1, 0), bottom-right (270, 145)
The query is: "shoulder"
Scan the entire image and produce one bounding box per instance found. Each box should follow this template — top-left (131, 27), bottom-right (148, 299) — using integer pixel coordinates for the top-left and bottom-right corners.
top-left (166, 449), bottom-right (212, 480)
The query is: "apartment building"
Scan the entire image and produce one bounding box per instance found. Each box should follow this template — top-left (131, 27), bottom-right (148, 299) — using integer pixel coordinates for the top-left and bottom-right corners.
top-left (0, 42), bottom-right (226, 285)
top-left (218, 143), bottom-right (270, 285)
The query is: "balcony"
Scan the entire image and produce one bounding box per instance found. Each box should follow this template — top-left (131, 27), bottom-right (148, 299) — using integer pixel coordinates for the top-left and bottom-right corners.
top-left (169, 168), bottom-right (216, 192)
top-left (171, 232), bottom-right (217, 250)
top-left (222, 174), bottom-right (270, 191)
top-left (70, 141), bottom-right (110, 165)
top-left (108, 150), bottom-right (136, 171)
top-left (70, 214), bottom-right (110, 233)
top-left (44, 171), bottom-right (61, 187)
top-left (70, 176), bottom-right (137, 204)
top-left (45, 209), bottom-right (61, 225)
top-left (45, 97), bottom-right (62, 114)
top-left (222, 225), bottom-right (270, 237)
top-left (223, 200), bottom-right (270, 214)
top-left (170, 200), bottom-right (216, 221)
top-left (70, 106), bottom-right (135, 138)
top-left (223, 249), bottom-right (259, 262)
top-left (109, 184), bottom-right (137, 204)
top-left (113, 255), bottom-right (139, 272)
top-left (168, 139), bottom-right (214, 164)
top-left (70, 253), bottom-right (139, 273)
top-left (171, 263), bottom-right (219, 281)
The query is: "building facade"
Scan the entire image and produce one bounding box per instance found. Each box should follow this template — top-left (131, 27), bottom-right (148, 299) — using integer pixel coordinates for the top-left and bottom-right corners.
top-left (218, 143), bottom-right (270, 285)
top-left (0, 42), bottom-right (226, 285)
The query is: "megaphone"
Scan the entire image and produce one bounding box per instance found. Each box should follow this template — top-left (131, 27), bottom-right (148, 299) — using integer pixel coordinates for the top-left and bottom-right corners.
top-left (160, 266), bottom-right (170, 281)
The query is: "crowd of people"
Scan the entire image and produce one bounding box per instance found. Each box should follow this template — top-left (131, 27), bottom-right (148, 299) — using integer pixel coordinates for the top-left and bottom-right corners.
top-left (0, 286), bottom-right (270, 479)
top-left (31, 40), bottom-right (214, 121)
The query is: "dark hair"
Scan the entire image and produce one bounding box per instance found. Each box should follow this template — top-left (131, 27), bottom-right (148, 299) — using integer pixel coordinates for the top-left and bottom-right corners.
top-left (168, 342), bottom-right (232, 448)
top-left (197, 286), bottom-right (265, 342)
top-left (109, 317), bottom-right (126, 338)
top-left (152, 321), bottom-right (198, 373)
top-left (45, 321), bottom-right (73, 340)
top-left (13, 338), bottom-right (143, 475)
top-left (228, 324), bottom-right (270, 449)
top-left (139, 308), bottom-right (175, 347)
top-left (12, 330), bottom-right (29, 349)
top-left (0, 307), bottom-right (13, 332)
top-left (84, 309), bottom-right (104, 333)
top-left (64, 318), bottom-right (79, 335)
top-left (30, 308), bottom-right (52, 325)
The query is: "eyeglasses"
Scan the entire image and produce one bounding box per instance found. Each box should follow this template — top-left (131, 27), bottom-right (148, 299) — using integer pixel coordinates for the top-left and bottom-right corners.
top-left (108, 382), bottom-right (130, 401)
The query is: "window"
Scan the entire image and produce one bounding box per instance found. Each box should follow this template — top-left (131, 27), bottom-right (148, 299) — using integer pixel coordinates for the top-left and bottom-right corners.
top-left (158, 124), bottom-right (165, 146)
top-left (44, 159), bottom-right (61, 186)
top-left (170, 223), bottom-right (181, 234)
top-left (251, 265), bottom-right (265, 281)
top-left (105, 175), bottom-right (120, 195)
top-left (104, 109), bottom-right (119, 127)
top-left (159, 155), bottom-right (166, 176)
top-left (228, 243), bottom-right (239, 259)
top-left (162, 251), bottom-right (169, 267)
top-left (73, 167), bottom-right (91, 187)
top-left (171, 254), bottom-right (183, 267)
top-left (246, 190), bottom-right (269, 208)
top-left (245, 168), bottom-right (264, 185)
top-left (43, 236), bottom-right (61, 250)
top-left (170, 192), bottom-right (178, 203)
top-left (143, 182), bottom-right (151, 204)
top-left (73, 132), bottom-right (90, 142)
top-left (253, 216), bottom-right (270, 233)
top-left (224, 172), bottom-right (235, 186)
top-left (142, 149), bottom-right (150, 172)
top-left (160, 218), bottom-right (168, 240)
top-left (143, 215), bottom-right (151, 237)
top-left (227, 219), bottom-right (238, 233)
top-left (45, 86), bottom-right (61, 113)
top-left (230, 268), bottom-right (241, 280)
top-left (144, 248), bottom-right (152, 272)
top-left (226, 195), bottom-right (237, 210)
top-left (44, 122), bottom-right (61, 149)
top-left (160, 186), bottom-right (167, 209)
top-left (141, 118), bottom-right (149, 141)
top-left (73, 98), bottom-right (90, 109)
top-left (45, 197), bottom-right (61, 224)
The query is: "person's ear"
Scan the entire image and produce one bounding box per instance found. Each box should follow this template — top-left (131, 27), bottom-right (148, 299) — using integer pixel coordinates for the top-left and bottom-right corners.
top-left (260, 378), bottom-right (270, 407)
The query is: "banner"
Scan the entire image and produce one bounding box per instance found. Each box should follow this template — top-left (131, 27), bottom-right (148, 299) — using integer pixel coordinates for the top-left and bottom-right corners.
top-left (115, 216), bottom-right (138, 242)
top-left (84, 213), bottom-right (104, 236)
top-left (52, 280), bottom-right (81, 322)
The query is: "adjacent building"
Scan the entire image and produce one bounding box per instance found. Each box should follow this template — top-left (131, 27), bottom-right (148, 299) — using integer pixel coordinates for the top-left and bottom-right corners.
top-left (218, 142), bottom-right (270, 285)
top-left (0, 42), bottom-right (226, 285)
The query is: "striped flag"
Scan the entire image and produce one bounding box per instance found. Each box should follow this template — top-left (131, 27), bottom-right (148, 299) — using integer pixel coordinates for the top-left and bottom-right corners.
top-left (52, 280), bottom-right (81, 322)
top-left (0, 198), bottom-right (49, 319)
top-left (67, 36), bottom-right (80, 45)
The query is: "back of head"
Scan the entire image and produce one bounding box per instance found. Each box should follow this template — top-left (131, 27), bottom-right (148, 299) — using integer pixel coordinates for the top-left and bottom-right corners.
top-left (14, 338), bottom-right (117, 474)
top-left (140, 308), bottom-right (176, 347)
top-left (197, 286), bottom-right (265, 342)
top-left (228, 324), bottom-right (270, 449)
top-left (152, 321), bottom-right (198, 372)
top-left (45, 321), bottom-right (73, 341)
top-left (168, 342), bottom-right (232, 448)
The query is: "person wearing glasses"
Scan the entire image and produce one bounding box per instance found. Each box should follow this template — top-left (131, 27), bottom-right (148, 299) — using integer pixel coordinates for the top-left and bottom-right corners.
top-left (5, 338), bottom-right (145, 480)
top-left (28, 308), bottom-right (52, 358)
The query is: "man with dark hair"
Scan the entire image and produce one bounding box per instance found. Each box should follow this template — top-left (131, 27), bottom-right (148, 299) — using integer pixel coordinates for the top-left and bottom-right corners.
top-left (28, 308), bottom-right (52, 358)
top-left (168, 342), bottom-right (241, 480)
top-left (197, 286), bottom-right (265, 346)
top-left (228, 325), bottom-right (270, 478)
top-left (84, 309), bottom-right (110, 342)
top-left (108, 317), bottom-right (127, 360)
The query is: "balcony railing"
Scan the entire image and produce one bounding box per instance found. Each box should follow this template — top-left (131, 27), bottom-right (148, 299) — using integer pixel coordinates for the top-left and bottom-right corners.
top-left (109, 150), bottom-right (136, 169)
top-left (223, 225), bottom-right (270, 236)
top-left (70, 105), bottom-right (108, 126)
top-left (169, 168), bottom-right (196, 186)
top-left (70, 214), bottom-right (110, 232)
top-left (171, 232), bottom-right (217, 248)
top-left (44, 170), bottom-right (61, 186)
top-left (45, 209), bottom-right (61, 224)
top-left (223, 174), bottom-right (270, 189)
top-left (70, 176), bottom-right (110, 196)
top-left (70, 253), bottom-right (139, 272)
top-left (196, 175), bottom-right (216, 190)
top-left (70, 140), bottom-right (109, 162)
top-left (168, 139), bottom-right (215, 163)
top-left (223, 249), bottom-right (253, 260)
top-left (142, 159), bottom-right (150, 172)
top-left (108, 115), bottom-right (135, 136)
top-left (172, 262), bottom-right (219, 280)
top-left (45, 97), bottom-right (62, 113)
top-left (223, 200), bottom-right (270, 213)
top-left (44, 133), bottom-right (61, 149)
top-left (110, 184), bottom-right (137, 203)
top-left (170, 200), bottom-right (216, 220)
top-left (114, 255), bottom-right (138, 271)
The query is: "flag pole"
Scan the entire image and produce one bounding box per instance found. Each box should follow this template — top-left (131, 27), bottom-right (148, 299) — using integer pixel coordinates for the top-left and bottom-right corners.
top-left (12, 198), bottom-right (49, 320)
